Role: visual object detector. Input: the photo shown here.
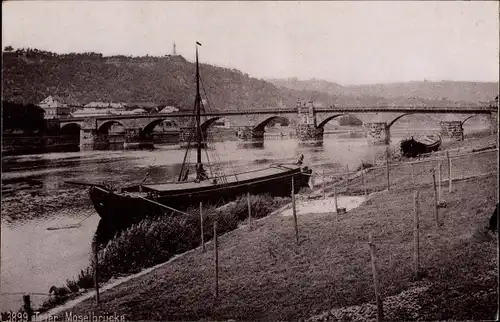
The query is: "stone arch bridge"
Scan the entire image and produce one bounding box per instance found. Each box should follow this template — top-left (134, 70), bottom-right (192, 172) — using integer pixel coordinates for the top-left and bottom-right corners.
top-left (51, 101), bottom-right (497, 149)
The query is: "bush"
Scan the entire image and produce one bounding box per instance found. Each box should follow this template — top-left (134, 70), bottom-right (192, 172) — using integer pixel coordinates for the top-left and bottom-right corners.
top-left (356, 161), bottom-right (375, 171)
top-left (94, 195), bottom-right (287, 281)
top-left (76, 267), bottom-right (94, 289)
top-left (94, 194), bottom-right (288, 282)
top-left (65, 279), bottom-right (79, 293)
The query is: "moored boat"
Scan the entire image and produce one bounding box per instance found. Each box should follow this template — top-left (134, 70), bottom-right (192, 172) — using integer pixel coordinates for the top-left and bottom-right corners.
top-left (400, 134), bottom-right (441, 158)
top-left (90, 163), bottom-right (310, 228)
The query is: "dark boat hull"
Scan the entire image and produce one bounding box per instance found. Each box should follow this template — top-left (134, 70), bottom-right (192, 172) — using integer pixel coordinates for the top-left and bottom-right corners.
top-left (400, 135), bottom-right (441, 158)
top-left (90, 167), bottom-right (312, 229)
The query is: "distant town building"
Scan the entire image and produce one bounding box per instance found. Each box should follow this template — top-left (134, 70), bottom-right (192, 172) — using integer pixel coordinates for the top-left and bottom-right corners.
top-left (109, 102), bottom-right (125, 109)
top-left (38, 95), bottom-right (72, 119)
top-left (83, 102), bottom-right (126, 109)
top-left (213, 117), bottom-right (231, 128)
top-left (154, 119), bottom-right (178, 132)
top-left (130, 108), bottom-right (147, 114)
top-left (84, 102), bottom-right (107, 108)
top-left (71, 108), bottom-right (114, 117)
top-left (71, 104), bottom-right (149, 117)
top-left (124, 102), bottom-right (158, 113)
top-left (159, 106), bottom-right (179, 114)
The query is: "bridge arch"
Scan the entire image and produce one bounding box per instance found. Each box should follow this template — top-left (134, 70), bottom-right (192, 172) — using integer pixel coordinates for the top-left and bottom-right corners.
top-left (201, 117), bottom-right (222, 132)
top-left (60, 122), bottom-right (81, 133)
top-left (254, 116), bottom-right (290, 131)
top-left (387, 113), bottom-right (415, 128)
top-left (59, 123), bottom-right (81, 146)
top-left (317, 114), bottom-right (346, 128)
top-left (461, 115), bottom-right (480, 126)
top-left (97, 120), bottom-right (127, 134)
top-left (142, 119), bottom-right (178, 134)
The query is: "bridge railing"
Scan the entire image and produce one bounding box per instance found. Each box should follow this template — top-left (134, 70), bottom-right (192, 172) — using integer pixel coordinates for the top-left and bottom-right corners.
top-left (49, 105), bottom-right (496, 122)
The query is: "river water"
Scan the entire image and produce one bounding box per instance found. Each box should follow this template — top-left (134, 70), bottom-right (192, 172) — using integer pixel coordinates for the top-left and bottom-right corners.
top-left (0, 126), bottom-right (479, 311)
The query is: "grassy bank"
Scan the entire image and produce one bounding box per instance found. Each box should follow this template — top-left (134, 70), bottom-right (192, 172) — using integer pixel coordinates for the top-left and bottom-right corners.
top-left (51, 136), bottom-right (497, 321)
top-left (38, 194), bottom-right (289, 313)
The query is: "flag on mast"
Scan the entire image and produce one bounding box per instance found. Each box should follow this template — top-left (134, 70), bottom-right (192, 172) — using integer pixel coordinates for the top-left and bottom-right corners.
top-left (196, 41), bottom-right (202, 46)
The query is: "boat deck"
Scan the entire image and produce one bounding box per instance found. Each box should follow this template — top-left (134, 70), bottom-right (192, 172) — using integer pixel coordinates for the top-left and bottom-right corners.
top-left (142, 165), bottom-right (299, 192)
top-left (419, 136), bottom-right (439, 144)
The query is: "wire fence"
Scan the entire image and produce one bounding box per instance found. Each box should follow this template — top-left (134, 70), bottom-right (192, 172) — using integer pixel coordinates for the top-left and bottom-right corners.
top-left (309, 148), bottom-right (497, 199)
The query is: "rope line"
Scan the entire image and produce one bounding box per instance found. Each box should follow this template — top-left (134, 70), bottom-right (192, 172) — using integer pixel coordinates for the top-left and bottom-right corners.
top-left (199, 73), bottom-right (238, 182)
top-left (1, 292), bottom-right (51, 296)
top-left (46, 211), bottom-right (95, 230)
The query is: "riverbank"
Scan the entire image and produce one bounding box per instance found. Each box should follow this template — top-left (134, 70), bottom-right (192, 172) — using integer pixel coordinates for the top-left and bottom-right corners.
top-left (46, 134), bottom-right (497, 321)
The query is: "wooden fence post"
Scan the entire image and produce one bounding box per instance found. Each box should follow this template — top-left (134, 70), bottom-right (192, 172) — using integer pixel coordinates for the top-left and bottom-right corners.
top-left (200, 202), bottom-right (205, 252)
top-left (322, 170), bottom-right (326, 199)
top-left (447, 151), bottom-right (452, 193)
top-left (432, 169), bottom-right (439, 228)
top-left (437, 162), bottom-right (442, 202)
top-left (213, 220), bottom-right (219, 298)
top-left (411, 163), bottom-right (415, 186)
top-left (413, 190), bottom-right (420, 280)
top-left (334, 184), bottom-right (339, 221)
top-left (345, 165), bottom-right (349, 193)
top-left (94, 241), bottom-right (99, 305)
top-left (368, 233), bottom-right (384, 322)
top-left (386, 149), bottom-right (390, 191)
top-left (247, 191), bottom-right (252, 230)
top-left (291, 175), bottom-right (299, 245)
top-left (362, 169), bottom-right (367, 196)
top-left (22, 295), bottom-right (33, 321)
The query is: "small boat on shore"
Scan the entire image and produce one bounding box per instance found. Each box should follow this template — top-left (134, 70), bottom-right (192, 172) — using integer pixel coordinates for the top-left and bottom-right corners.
top-left (400, 134), bottom-right (441, 158)
top-left (69, 42), bottom-right (312, 229)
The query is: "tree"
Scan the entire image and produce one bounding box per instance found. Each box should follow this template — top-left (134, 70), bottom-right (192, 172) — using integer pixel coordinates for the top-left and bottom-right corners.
top-left (4, 45), bottom-right (14, 52)
top-left (2, 101), bottom-right (46, 134)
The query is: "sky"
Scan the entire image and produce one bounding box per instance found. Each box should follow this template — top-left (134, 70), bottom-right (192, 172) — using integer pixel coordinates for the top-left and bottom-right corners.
top-left (2, 1), bottom-right (499, 85)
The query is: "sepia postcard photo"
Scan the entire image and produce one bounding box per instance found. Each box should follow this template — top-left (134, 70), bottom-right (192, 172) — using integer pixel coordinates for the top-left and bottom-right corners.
top-left (1, 1), bottom-right (498, 321)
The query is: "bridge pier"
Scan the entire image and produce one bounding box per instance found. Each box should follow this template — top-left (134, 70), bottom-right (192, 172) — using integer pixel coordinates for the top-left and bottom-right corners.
top-left (237, 126), bottom-right (264, 148)
top-left (365, 122), bottom-right (390, 145)
top-left (179, 127), bottom-right (209, 149)
top-left (79, 129), bottom-right (94, 150)
top-left (489, 112), bottom-right (498, 136)
top-left (79, 129), bottom-right (111, 150)
top-left (152, 131), bottom-right (180, 145)
top-left (295, 99), bottom-right (323, 146)
top-left (295, 124), bottom-right (324, 146)
top-left (122, 129), bottom-right (153, 149)
top-left (440, 121), bottom-right (463, 141)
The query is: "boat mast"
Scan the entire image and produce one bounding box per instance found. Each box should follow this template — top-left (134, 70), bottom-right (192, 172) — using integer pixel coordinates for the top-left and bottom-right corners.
top-left (195, 42), bottom-right (204, 181)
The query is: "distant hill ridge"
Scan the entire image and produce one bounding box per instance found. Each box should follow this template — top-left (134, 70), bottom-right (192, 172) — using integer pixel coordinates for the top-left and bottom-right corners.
top-left (2, 48), bottom-right (497, 111)
top-left (2, 48), bottom-right (302, 110)
top-left (268, 78), bottom-right (498, 104)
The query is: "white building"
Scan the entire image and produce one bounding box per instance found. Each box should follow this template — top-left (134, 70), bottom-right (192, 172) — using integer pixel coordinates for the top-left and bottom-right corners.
top-left (159, 106), bottom-right (179, 114)
top-left (38, 96), bottom-right (71, 119)
top-left (71, 108), bottom-right (113, 117)
top-left (84, 102), bottom-right (125, 109)
top-left (213, 117), bottom-right (231, 128)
